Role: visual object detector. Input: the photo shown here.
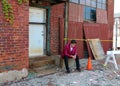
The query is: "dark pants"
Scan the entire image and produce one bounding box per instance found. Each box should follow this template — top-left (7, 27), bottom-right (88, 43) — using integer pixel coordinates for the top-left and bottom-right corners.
top-left (64, 55), bottom-right (80, 71)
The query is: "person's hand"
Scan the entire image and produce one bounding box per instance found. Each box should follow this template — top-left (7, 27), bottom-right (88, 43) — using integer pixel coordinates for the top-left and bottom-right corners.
top-left (73, 55), bottom-right (76, 59)
top-left (70, 55), bottom-right (76, 59)
top-left (70, 55), bottom-right (74, 58)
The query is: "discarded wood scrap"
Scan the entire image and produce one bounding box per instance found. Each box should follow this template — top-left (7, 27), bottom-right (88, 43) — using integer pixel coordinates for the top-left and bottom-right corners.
top-left (88, 39), bottom-right (106, 60)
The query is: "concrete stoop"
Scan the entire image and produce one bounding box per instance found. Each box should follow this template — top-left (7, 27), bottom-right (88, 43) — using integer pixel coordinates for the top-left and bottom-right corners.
top-left (0, 55), bottom-right (78, 84)
top-left (34, 66), bottom-right (59, 76)
top-left (29, 55), bottom-right (61, 76)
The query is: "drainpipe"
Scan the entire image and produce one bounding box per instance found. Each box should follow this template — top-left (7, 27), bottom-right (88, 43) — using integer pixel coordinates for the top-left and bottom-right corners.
top-left (64, 2), bottom-right (69, 44)
top-left (46, 7), bottom-right (51, 55)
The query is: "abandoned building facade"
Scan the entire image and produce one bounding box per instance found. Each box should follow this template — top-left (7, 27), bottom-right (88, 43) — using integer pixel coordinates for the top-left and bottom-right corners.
top-left (0, 0), bottom-right (114, 75)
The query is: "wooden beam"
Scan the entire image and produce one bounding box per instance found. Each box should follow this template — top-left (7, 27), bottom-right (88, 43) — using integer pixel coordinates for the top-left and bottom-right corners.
top-left (30, 0), bottom-right (67, 5)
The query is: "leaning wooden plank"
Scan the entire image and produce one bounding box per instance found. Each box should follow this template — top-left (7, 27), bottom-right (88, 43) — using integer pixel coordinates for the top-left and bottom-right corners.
top-left (88, 39), bottom-right (106, 60)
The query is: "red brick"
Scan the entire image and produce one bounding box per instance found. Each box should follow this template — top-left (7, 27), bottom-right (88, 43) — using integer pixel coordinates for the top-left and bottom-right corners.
top-left (50, 3), bottom-right (65, 55)
top-left (0, 0), bottom-right (29, 72)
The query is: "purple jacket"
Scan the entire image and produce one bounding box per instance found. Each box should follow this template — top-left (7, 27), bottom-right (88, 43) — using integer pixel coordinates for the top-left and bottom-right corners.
top-left (62, 43), bottom-right (77, 58)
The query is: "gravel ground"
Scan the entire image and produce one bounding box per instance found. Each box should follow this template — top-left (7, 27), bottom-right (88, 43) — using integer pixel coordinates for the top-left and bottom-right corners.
top-left (1, 59), bottom-right (120, 86)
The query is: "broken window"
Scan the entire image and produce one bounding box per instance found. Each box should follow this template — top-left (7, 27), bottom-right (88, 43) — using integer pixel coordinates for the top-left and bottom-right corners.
top-left (69, 0), bottom-right (106, 22)
top-left (84, 6), bottom-right (96, 22)
top-left (69, 0), bottom-right (106, 10)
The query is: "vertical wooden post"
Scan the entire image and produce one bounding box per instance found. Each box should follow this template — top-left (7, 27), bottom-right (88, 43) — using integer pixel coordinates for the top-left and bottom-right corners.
top-left (60, 2), bottom-right (69, 68)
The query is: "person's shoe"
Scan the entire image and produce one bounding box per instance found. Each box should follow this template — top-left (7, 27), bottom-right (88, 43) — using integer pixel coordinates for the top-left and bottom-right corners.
top-left (66, 70), bottom-right (70, 73)
top-left (76, 68), bottom-right (81, 72)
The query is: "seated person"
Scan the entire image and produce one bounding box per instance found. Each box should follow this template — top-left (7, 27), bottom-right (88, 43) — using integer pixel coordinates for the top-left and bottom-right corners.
top-left (62, 40), bottom-right (81, 73)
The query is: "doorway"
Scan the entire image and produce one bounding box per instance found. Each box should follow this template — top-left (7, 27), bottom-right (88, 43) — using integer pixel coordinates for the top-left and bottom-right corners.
top-left (29, 7), bottom-right (46, 57)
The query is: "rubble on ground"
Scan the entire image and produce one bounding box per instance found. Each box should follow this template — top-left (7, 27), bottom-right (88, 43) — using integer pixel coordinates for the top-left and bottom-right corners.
top-left (1, 59), bottom-right (120, 86)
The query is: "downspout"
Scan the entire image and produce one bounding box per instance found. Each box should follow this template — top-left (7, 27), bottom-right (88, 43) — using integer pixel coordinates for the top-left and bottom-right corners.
top-left (46, 8), bottom-right (51, 56)
top-left (64, 2), bottom-right (69, 44)
top-left (46, 7), bottom-right (51, 55)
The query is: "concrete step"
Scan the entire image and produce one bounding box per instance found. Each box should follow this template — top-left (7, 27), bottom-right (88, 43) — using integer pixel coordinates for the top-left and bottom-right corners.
top-left (29, 55), bottom-right (61, 76)
top-left (32, 65), bottom-right (59, 76)
top-left (29, 56), bottom-right (52, 62)
top-left (29, 56), bottom-right (55, 68)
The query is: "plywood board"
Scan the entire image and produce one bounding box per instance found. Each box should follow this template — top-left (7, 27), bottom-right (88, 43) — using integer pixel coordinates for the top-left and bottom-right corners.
top-left (88, 39), bottom-right (106, 60)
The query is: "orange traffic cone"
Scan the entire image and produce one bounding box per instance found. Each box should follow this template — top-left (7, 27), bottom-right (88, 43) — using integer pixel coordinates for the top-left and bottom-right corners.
top-left (86, 57), bottom-right (93, 70)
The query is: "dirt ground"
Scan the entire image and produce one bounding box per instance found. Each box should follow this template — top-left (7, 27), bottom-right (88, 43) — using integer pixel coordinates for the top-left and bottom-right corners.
top-left (1, 59), bottom-right (120, 86)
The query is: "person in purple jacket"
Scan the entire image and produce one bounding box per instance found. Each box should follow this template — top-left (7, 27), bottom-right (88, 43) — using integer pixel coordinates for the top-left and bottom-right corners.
top-left (62, 40), bottom-right (81, 73)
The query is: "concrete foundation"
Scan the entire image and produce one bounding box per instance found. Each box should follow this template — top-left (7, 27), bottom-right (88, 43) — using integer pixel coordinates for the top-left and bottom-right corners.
top-left (0, 68), bottom-right (28, 84)
top-left (62, 59), bottom-right (76, 69)
top-left (51, 55), bottom-right (80, 70)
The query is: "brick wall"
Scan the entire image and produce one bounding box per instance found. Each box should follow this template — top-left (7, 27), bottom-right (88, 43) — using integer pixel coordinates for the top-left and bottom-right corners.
top-left (97, 9), bottom-right (108, 24)
top-left (69, 3), bottom-right (84, 22)
top-left (67, 2), bottom-right (114, 58)
top-left (0, 0), bottom-right (29, 72)
top-left (50, 3), bottom-right (65, 55)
